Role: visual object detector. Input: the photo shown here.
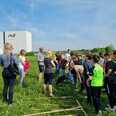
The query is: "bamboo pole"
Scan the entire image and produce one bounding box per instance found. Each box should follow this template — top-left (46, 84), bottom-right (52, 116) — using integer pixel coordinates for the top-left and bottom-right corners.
top-left (24, 106), bottom-right (81, 116)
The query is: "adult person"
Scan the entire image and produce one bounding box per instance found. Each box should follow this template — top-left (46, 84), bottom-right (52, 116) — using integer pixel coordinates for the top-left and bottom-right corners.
top-left (103, 53), bottom-right (112, 109)
top-left (55, 53), bottom-right (62, 78)
top-left (43, 50), bottom-right (55, 97)
top-left (37, 48), bottom-right (45, 80)
top-left (87, 55), bottom-right (104, 116)
top-left (83, 54), bottom-right (93, 104)
top-left (105, 51), bottom-right (116, 111)
top-left (99, 52), bottom-right (105, 67)
top-left (0, 42), bottom-right (18, 106)
top-left (18, 49), bottom-right (26, 85)
top-left (64, 49), bottom-right (71, 62)
top-left (75, 54), bottom-right (84, 92)
top-left (69, 54), bottom-right (80, 89)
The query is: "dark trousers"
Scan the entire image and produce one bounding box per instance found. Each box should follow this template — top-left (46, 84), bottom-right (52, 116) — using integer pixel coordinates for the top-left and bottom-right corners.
top-left (80, 76), bottom-right (85, 92)
top-left (2, 77), bottom-right (15, 104)
top-left (74, 75), bottom-right (77, 88)
top-left (109, 83), bottom-right (116, 108)
top-left (91, 87), bottom-right (101, 114)
top-left (85, 80), bottom-right (92, 103)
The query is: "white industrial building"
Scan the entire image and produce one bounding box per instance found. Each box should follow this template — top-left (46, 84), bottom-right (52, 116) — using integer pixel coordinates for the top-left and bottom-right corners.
top-left (0, 31), bottom-right (32, 54)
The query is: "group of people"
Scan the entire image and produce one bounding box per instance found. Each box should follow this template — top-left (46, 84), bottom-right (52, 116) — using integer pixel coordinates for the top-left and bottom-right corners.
top-left (0, 42), bottom-right (30, 106)
top-left (0, 42), bottom-right (116, 116)
top-left (37, 48), bottom-right (116, 116)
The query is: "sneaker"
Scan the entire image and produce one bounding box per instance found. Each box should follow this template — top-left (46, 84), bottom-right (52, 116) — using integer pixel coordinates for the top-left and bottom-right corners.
top-left (105, 106), bottom-right (115, 112)
top-left (8, 104), bottom-right (13, 108)
top-left (96, 110), bottom-right (102, 116)
top-left (113, 106), bottom-right (116, 111)
top-left (49, 93), bottom-right (54, 97)
top-left (99, 110), bottom-right (102, 116)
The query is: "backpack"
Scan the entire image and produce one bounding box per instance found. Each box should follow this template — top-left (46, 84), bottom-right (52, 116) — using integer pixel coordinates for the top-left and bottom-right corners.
top-left (3, 54), bottom-right (19, 78)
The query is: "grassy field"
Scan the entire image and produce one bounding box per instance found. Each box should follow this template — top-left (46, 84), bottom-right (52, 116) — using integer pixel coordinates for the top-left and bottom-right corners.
top-left (0, 55), bottom-right (115, 116)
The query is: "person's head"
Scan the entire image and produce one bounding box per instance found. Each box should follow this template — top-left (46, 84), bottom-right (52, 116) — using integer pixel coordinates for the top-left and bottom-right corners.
top-left (39, 48), bottom-right (44, 53)
top-left (99, 52), bottom-right (104, 58)
top-left (4, 42), bottom-right (13, 54)
top-left (77, 54), bottom-right (82, 60)
top-left (113, 50), bottom-right (116, 60)
top-left (104, 52), bottom-right (111, 60)
top-left (20, 49), bottom-right (26, 56)
top-left (45, 50), bottom-right (52, 58)
top-left (86, 54), bottom-right (92, 61)
top-left (92, 55), bottom-right (100, 63)
top-left (70, 51), bottom-right (74, 56)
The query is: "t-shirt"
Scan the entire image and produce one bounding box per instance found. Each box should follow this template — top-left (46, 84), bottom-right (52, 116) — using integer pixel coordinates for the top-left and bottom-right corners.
top-left (91, 63), bottom-right (104, 87)
top-left (104, 60), bottom-right (112, 74)
top-left (64, 53), bottom-right (71, 62)
top-left (83, 60), bottom-right (93, 79)
top-left (109, 60), bottom-right (116, 74)
top-left (44, 58), bottom-right (53, 74)
top-left (38, 52), bottom-right (44, 65)
top-left (0, 54), bottom-right (18, 68)
top-left (99, 58), bottom-right (105, 66)
top-left (19, 55), bottom-right (26, 63)
top-left (108, 60), bottom-right (116, 84)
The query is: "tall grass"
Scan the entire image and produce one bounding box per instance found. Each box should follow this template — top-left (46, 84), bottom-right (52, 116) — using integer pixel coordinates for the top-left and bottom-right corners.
top-left (0, 55), bottom-right (115, 116)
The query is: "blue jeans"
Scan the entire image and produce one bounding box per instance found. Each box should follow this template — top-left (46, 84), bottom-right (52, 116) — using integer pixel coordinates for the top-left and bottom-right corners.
top-left (19, 67), bottom-right (25, 84)
top-left (56, 64), bottom-right (60, 77)
top-left (2, 76), bottom-right (15, 104)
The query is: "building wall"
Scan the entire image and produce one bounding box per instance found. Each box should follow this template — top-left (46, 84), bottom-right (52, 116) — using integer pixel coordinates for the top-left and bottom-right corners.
top-left (5, 31), bottom-right (32, 53)
top-left (26, 32), bottom-right (32, 52)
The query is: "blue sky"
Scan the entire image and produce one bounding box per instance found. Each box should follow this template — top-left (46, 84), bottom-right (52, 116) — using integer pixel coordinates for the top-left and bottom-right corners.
top-left (0, 0), bottom-right (116, 51)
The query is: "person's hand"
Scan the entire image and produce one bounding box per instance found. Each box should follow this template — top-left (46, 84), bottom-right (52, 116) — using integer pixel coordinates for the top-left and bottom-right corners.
top-left (86, 79), bottom-right (90, 87)
top-left (79, 78), bottom-right (82, 84)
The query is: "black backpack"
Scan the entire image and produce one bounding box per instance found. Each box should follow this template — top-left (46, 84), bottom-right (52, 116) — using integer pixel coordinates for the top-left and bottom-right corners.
top-left (3, 54), bottom-right (19, 78)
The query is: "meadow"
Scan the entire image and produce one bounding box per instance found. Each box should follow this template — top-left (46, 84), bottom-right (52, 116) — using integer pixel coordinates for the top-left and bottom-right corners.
top-left (0, 55), bottom-right (115, 116)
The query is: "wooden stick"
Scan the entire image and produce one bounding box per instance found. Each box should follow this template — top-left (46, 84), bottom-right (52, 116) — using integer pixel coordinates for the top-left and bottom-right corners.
top-left (75, 99), bottom-right (88, 116)
top-left (53, 96), bottom-right (73, 99)
top-left (24, 106), bottom-right (81, 116)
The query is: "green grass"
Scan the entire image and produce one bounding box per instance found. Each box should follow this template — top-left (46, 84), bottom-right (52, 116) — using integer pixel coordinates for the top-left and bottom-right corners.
top-left (0, 55), bottom-right (115, 116)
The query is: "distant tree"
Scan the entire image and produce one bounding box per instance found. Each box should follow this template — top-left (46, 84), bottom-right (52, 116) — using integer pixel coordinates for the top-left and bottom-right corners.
top-left (105, 44), bottom-right (114, 53)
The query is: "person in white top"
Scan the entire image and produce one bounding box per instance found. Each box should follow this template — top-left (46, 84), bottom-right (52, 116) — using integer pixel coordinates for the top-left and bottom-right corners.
top-left (64, 49), bottom-right (71, 62)
top-left (18, 49), bottom-right (26, 85)
top-left (37, 48), bottom-right (45, 80)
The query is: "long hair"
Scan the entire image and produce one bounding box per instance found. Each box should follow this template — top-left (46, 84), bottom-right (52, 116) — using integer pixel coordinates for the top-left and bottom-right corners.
top-left (4, 42), bottom-right (13, 54)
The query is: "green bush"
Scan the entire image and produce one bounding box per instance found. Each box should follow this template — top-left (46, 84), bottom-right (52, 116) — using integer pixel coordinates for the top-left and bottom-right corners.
top-left (26, 52), bottom-right (35, 56)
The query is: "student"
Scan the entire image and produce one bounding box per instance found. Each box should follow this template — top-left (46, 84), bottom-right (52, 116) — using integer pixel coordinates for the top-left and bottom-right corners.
top-left (55, 53), bottom-right (61, 78)
top-left (37, 48), bottom-right (45, 80)
top-left (99, 52), bottom-right (105, 67)
top-left (83, 54), bottom-right (93, 104)
top-left (75, 54), bottom-right (84, 92)
top-left (18, 49), bottom-right (26, 85)
top-left (64, 49), bottom-right (71, 62)
top-left (43, 51), bottom-right (55, 97)
top-left (0, 42), bottom-right (18, 106)
top-left (87, 55), bottom-right (104, 115)
top-left (69, 55), bottom-right (79, 89)
top-left (103, 53), bottom-right (112, 109)
top-left (105, 51), bottom-right (116, 111)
